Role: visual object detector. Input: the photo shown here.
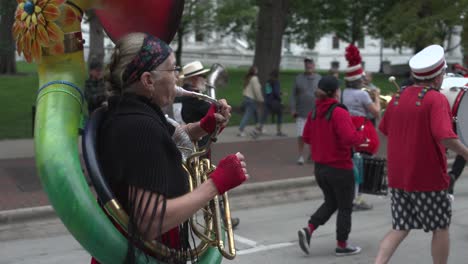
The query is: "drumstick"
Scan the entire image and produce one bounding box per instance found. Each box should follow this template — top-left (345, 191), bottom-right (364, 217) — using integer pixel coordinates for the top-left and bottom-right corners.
top-left (388, 76), bottom-right (401, 91)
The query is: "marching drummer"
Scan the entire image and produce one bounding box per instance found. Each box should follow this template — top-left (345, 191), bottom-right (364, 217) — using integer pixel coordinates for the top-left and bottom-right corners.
top-left (375, 44), bottom-right (468, 264)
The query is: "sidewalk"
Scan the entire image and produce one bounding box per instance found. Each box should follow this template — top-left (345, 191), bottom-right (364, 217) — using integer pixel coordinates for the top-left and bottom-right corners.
top-left (0, 123), bottom-right (317, 221)
top-left (0, 122), bottom-right (457, 223)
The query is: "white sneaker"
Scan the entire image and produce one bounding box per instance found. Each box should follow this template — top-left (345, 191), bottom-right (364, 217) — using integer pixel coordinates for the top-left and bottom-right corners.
top-left (237, 131), bottom-right (245, 137)
top-left (297, 156), bottom-right (305, 165)
top-left (448, 194), bottom-right (455, 202)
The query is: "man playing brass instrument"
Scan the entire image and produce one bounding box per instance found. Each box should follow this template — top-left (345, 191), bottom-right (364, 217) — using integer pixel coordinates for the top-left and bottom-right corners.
top-left (174, 60), bottom-right (241, 229)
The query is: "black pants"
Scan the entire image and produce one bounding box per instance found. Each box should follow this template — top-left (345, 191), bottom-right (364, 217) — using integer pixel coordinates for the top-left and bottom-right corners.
top-left (309, 163), bottom-right (355, 242)
top-left (449, 154), bottom-right (466, 194)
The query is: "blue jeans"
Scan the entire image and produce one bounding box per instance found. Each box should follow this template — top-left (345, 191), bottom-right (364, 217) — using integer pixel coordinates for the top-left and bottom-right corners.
top-left (260, 101), bottom-right (283, 128)
top-left (239, 97), bottom-right (258, 131)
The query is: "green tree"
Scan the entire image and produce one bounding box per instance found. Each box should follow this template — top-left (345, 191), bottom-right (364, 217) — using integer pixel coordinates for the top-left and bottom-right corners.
top-left (461, 14), bottom-right (468, 64)
top-left (0, 0), bottom-right (18, 74)
top-left (285, 0), bottom-right (329, 49)
top-left (175, 0), bottom-right (215, 66)
top-left (369, 0), bottom-right (468, 53)
top-left (215, 0), bottom-right (257, 48)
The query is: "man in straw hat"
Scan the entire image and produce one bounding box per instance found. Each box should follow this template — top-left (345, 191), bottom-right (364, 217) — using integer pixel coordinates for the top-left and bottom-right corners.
top-left (375, 44), bottom-right (468, 264)
top-left (174, 60), bottom-right (212, 124)
top-left (174, 60), bottom-right (240, 228)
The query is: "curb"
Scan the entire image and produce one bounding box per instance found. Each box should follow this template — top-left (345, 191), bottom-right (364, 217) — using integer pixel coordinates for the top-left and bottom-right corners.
top-left (0, 205), bottom-right (56, 225)
top-left (229, 176), bottom-right (315, 196)
top-left (0, 157), bottom-right (457, 224)
top-left (0, 176), bottom-right (317, 225)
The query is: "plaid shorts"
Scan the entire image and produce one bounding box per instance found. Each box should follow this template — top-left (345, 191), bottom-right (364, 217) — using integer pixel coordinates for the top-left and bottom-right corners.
top-left (390, 188), bottom-right (451, 232)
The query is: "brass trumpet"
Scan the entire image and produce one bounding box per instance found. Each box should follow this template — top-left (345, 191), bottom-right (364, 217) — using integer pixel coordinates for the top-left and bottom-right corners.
top-left (361, 86), bottom-right (392, 109)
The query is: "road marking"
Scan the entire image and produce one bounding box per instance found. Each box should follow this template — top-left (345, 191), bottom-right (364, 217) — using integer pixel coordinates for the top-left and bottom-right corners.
top-left (234, 234), bottom-right (258, 247)
top-left (237, 242), bottom-right (295, 255)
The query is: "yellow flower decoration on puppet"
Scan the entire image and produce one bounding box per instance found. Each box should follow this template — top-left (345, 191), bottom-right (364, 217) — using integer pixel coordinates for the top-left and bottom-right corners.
top-left (12, 0), bottom-right (65, 63)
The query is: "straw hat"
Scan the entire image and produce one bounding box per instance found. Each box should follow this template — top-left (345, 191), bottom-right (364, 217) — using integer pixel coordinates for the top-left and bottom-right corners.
top-left (182, 61), bottom-right (210, 79)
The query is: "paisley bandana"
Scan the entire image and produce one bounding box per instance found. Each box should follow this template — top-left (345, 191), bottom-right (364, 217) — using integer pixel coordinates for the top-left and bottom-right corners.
top-left (122, 34), bottom-right (172, 86)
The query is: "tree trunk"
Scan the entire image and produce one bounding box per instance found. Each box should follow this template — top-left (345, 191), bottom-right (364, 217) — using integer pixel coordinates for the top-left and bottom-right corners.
top-left (0, 0), bottom-right (17, 74)
top-left (175, 25), bottom-right (184, 66)
top-left (87, 10), bottom-right (105, 67)
top-left (253, 0), bottom-right (290, 86)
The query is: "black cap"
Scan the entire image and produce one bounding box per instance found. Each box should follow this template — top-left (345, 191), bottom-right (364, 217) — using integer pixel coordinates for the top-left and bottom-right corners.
top-left (304, 57), bottom-right (314, 63)
top-left (318, 76), bottom-right (339, 95)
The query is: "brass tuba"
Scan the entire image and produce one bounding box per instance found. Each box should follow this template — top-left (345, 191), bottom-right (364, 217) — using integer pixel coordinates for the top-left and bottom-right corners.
top-left (13, 0), bottom-right (229, 263)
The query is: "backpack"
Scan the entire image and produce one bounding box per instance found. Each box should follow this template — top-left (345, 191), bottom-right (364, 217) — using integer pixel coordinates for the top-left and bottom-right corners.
top-left (311, 103), bottom-right (348, 121)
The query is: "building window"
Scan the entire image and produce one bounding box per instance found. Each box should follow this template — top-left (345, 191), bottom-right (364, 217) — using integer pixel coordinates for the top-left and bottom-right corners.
top-left (332, 35), bottom-right (339, 49)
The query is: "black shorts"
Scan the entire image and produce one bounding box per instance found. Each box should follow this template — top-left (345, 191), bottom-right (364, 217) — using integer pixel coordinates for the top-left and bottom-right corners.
top-left (390, 188), bottom-right (451, 232)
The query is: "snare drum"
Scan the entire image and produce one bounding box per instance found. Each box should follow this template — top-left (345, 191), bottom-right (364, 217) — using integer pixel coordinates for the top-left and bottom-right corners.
top-left (359, 155), bottom-right (387, 195)
top-left (441, 77), bottom-right (468, 146)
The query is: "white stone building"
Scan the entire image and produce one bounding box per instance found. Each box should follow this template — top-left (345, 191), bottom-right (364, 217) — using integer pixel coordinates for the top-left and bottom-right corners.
top-left (78, 23), bottom-right (463, 73)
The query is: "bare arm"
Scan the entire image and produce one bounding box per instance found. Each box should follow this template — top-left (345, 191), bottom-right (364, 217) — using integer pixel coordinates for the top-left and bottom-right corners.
top-left (182, 121), bottom-right (207, 141)
top-left (252, 77), bottom-right (264, 102)
top-left (133, 178), bottom-right (218, 240)
top-left (442, 138), bottom-right (468, 161)
top-left (134, 153), bottom-right (248, 240)
top-left (366, 89), bottom-right (381, 118)
top-left (290, 79), bottom-right (297, 114)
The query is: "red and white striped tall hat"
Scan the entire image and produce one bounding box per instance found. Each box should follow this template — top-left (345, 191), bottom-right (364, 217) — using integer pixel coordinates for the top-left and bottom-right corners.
top-left (409, 45), bottom-right (447, 80)
top-left (344, 44), bottom-right (364, 81)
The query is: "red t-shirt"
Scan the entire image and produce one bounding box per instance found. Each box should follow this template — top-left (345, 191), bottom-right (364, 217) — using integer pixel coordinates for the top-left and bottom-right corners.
top-left (303, 98), bottom-right (366, 169)
top-left (379, 86), bottom-right (458, 191)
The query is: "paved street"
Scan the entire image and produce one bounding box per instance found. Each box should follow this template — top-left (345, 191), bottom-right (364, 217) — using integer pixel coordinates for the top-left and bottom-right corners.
top-left (2, 173), bottom-right (468, 264)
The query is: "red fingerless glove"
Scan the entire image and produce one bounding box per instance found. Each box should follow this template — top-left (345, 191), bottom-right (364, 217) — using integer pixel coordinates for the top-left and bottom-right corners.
top-left (210, 154), bottom-right (247, 194)
top-left (200, 104), bottom-right (217, 133)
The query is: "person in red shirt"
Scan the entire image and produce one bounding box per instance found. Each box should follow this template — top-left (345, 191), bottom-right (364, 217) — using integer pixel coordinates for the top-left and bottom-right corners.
top-left (375, 45), bottom-right (468, 264)
top-left (297, 76), bottom-right (367, 257)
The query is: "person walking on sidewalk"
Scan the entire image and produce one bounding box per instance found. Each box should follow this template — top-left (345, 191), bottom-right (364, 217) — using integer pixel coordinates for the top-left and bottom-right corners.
top-left (238, 66), bottom-right (264, 137)
top-left (297, 76), bottom-right (367, 257)
top-left (254, 69), bottom-right (286, 137)
top-left (290, 57), bottom-right (321, 165)
top-left (375, 44), bottom-right (468, 264)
